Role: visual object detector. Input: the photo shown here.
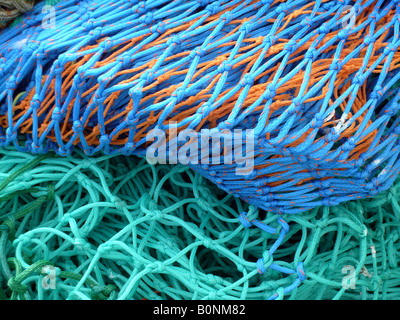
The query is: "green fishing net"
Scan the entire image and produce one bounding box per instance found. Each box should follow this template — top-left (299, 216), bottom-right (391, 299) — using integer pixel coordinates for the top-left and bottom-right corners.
top-left (0, 146), bottom-right (399, 300)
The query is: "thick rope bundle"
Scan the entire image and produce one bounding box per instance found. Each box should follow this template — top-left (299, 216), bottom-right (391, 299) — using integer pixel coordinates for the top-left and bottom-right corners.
top-left (1, 0), bottom-right (400, 213)
top-left (0, 146), bottom-right (400, 300)
top-left (0, 0), bottom-right (35, 25)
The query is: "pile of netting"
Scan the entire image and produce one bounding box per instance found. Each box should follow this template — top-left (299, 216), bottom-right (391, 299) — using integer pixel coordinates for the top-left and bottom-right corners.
top-left (1, 0), bottom-right (400, 214)
top-left (0, 146), bottom-right (400, 300)
top-left (0, 0), bottom-right (36, 26)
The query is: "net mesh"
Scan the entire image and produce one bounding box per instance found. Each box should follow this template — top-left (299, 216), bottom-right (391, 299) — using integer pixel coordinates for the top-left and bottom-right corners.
top-left (0, 146), bottom-right (400, 300)
top-left (1, 0), bottom-right (400, 213)
top-left (2, 0), bottom-right (400, 301)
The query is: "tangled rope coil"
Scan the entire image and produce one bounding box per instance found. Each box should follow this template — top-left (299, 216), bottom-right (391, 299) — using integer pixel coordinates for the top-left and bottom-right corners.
top-left (0, 146), bottom-right (400, 300)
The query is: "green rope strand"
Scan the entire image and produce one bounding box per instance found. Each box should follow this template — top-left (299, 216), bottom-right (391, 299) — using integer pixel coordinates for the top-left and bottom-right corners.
top-left (0, 154), bottom-right (51, 194)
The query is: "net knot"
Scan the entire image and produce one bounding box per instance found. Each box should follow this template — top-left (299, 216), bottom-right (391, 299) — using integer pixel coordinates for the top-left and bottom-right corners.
top-left (369, 11), bottom-right (378, 21)
top-left (203, 238), bottom-right (215, 250)
top-left (363, 34), bottom-right (375, 45)
top-left (198, 102), bottom-right (212, 117)
top-left (89, 27), bottom-right (103, 41)
top-left (122, 142), bottom-right (136, 155)
top-left (370, 85), bottom-right (383, 100)
top-left (150, 261), bottom-right (166, 273)
top-left (150, 22), bottom-right (166, 34)
top-left (77, 174), bottom-right (93, 189)
top-left (337, 29), bottom-right (349, 41)
top-left (7, 278), bottom-right (27, 295)
top-left (264, 84), bottom-right (276, 100)
top-left (238, 212), bottom-right (252, 228)
top-left (384, 105), bottom-right (397, 117)
top-left (167, 34), bottom-right (183, 46)
top-left (217, 60), bottom-right (232, 73)
top-left (72, 120), bottom-right (84, 133)
top-left (321, 197), bottom-right (335, 207)
top-left (276, 3), bottom-right (288, 14)
top-left (15, 233), bottom-right (32, 244)
top-left (296, 262), bottom-right (306, 282)
top-left (51, 107), bottom-right (63, 122)
top-left (221, 12), bottom-right (232, 24)
top-left (284, 39), bottom-right (297, 54)
top-left (150, 209), bottom-right (164, 221)
top-left (197, 0), bottom-right (209, 6)
top-left (99, 38), bottom-right (113, 52)
top-left (208, 291), bottom-right (218, 299)
top-left (370, 274), bottom-right (381, 291)
top-left (206, 3), bottom-right (220, 15)
top-left (6, 128), bottom-right (17, 141)
top-left (342, 137), bottom-right (356, 152)
top-left (139, 69), bottom-right (154, 84)
top-left (77, 5), bottom-right (88, 16)
top-left (53, 61), bottom-right (64, 76)
top-left (197, 198), bottom-right (211, 211)
top-left (6, 76), bottom-right (17, 90)
top-left (300, 16), bottom-right (312, 28)
top-left (202, 237), bottom-right (215, 250)
top-left (191, 46), bottom-right (207, 58)
top-left (240, 73), bottom-right (254, 87)
top-left (99, 134), bottom-right (110, 146)
top-left (353, 3), bottom-right (362, 14)
top-left (75, 237), bottom-right (91, 252)
top-left (125, 112), bottom-right (137, 127)
top-left (97, 243), bottom-right (112, 256)
top-left (31, 142), bottom-right (45, 154)
top-left (261, 185), bottom-right (272, 195)
top-left (329, 60), bottom-right (342, 71)
top-left (60, 213), bottom-right (72, 224)
top-left (117, 54), bottom-right (131, 69)
top-left (138, 1), bottom-right (147, 12)
top-left (57, 146), bottom-right (72, 156)
top-left (326, 127), bottom-right (340, 142)
top-left (188, 274), bottom-right (199, 286)
top-left (45, 184), bottom-right (55, 201)
top-left (311, 114), bottom-right (324, 129)
top-left (314, 219), bottom-right (328, 229)
top-left (352, 73), bottom-right (365, 85)
top-left (171, 88), bottom-right (185, 102)
top-left (254, 176), bottom-right (269, 188)
top-left (277, 218), bottom-right (289, 233)
top-left (263, 36), bottom-right (276, 48)
top-left (318, 23), bottom-right (330, 34)
top-left (305, 47), bottom-right (318, 60)
top-left (81, 158), bottom-right (95, 169)
top-left (257, 251), bottom-right (272, 274)
top-left (384, 43), bottom-right (398, 55)
top-left (355, 153), bottom-right (366, 167)
top-left (239, 21), bottom-right (253, 34)
top-left (319, 188), bottom-right (333, 197)
top-left (27, 41), bottom-right (38, 54)
top-left (111, 196), bottom-right (127, 209)
top-left (139, 12), bottom-right (154, 25)
top-left (245, 169), bottom-right (257, 180)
